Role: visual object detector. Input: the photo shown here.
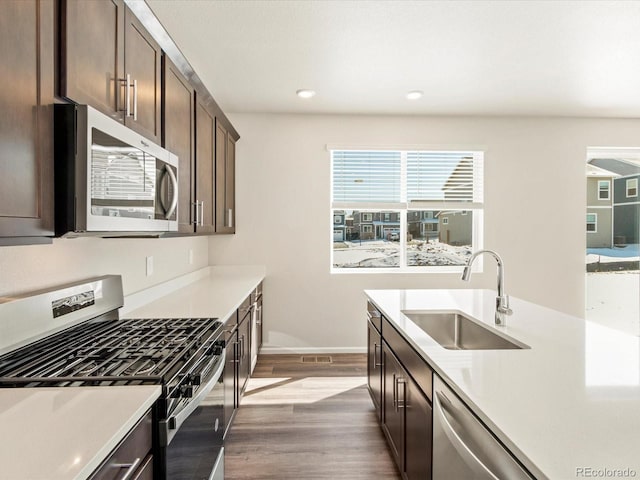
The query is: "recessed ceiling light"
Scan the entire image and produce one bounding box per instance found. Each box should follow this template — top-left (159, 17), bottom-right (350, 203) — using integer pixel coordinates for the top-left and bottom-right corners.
top-left (296, 89), bottom-right (316, 99)
top-left (406, 90), bottom-right (424, 100)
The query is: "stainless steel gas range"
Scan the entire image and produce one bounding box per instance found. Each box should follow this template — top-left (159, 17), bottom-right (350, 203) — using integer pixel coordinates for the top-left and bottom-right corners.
top-left (0, 275), bottom-right (226, 480)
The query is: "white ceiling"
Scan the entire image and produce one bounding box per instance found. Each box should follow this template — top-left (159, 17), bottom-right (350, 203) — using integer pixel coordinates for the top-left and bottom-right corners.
top-left (146, 0), bottom-right (640, 117)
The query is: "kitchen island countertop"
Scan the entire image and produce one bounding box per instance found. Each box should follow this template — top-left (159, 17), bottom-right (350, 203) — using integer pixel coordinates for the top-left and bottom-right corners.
top-left (366, 288), bottom-right (640, 480)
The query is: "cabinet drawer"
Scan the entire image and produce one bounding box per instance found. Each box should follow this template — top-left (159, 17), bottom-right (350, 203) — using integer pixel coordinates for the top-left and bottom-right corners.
top-left (383, 317), bottom-right (433, 402)
top-left (90, 410), bottom-right (153, 480)
top-left (367, 302), bottom-right (382, 333)
top-left (238, 295), bottom-right (252, 322)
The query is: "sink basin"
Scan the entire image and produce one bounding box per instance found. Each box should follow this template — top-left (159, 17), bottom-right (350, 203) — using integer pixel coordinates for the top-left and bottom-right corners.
top-left (402, 311), bottom-right (529, 350)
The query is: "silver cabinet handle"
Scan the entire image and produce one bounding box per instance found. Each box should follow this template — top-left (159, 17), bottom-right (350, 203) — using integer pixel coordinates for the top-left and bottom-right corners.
top-left (199, 201), bottom-right (204, 226)
top-left (392, 373), bottom-right (397, 410)
top-left (133, 78), bottom-right (138, 121)
top-left (256, 305), bottom-right (262, 325)
top-left (434, 391), bottom-right (500, 480)
top-left (227, 208), bottom-right (233, 228)
top-left (396, 377), bottom-right (406, 409)
top-left (163, 165), bottom-right (178, 220)
top-left (113, 457), bottom-right (141, 480)
top-left (121, 74), bottom-right (132, 117)
top-left (373, 343), bottom-right (382, 368)
top-left (192, 201), bottom-right (199, 225)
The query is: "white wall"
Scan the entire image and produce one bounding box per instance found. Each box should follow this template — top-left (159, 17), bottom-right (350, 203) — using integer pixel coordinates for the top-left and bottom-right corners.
top-left (209, 113), bottom-right (640, 352)
top-left (0, 236), bottom-right (209, 298)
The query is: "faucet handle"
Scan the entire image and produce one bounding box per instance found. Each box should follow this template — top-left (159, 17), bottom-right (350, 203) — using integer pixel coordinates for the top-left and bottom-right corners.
top-left (496, 295), bottom-right (513, 316)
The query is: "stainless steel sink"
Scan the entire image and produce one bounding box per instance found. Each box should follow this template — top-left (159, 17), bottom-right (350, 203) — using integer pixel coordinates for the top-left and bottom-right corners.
top-left (402, 311), bottom-right (529, 350)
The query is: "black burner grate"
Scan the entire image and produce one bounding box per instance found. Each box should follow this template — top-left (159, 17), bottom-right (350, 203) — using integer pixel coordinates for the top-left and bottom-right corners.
top-left (0, 317), bottom-right (221, 387)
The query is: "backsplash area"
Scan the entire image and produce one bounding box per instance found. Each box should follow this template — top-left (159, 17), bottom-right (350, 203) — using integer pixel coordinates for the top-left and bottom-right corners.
top-left (0, 235), bottom-right (208, 298)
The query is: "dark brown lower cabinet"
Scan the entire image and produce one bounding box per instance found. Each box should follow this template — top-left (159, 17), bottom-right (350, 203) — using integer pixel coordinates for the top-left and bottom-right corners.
top-left (367, 319), bottom-right (383, 419)
top-left (405, 373), bottom-right (432, 480)
top-left (382, 343), bottom-right (405, 466)
top-left (370, 309), bottom-right (433, 480)
top-left (237, 309), bottom-right (251, 396)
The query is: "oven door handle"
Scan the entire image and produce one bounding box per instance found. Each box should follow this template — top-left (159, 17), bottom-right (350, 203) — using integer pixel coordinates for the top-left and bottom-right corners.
top-left (167, 353), bottom-right (225, 443)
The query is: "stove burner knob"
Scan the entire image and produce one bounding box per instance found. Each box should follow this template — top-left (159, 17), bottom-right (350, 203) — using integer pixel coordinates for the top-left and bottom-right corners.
top-left (180, 385), bottom-right (194, 398)
top-left (188, 373), bottom-right (201, 386)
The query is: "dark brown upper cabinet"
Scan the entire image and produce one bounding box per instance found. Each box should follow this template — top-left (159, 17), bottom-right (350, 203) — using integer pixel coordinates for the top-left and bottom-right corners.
top-left (215, 119), bottom-right (236, 234)
top-left (195, 98), bottom-right (216, 234)
top-left (60, 0), bottom-right (161, 143)
top-left (0, 0), bottom-right (55, 244)
top-left (162, 56), bottom-right (195, 233)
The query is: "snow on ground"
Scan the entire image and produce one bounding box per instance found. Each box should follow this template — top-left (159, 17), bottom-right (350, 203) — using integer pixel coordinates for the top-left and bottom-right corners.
top-left (333, 239), bottom-right (470, 268)
top-left (586, 271), bottom-right (640, 337)
top-left (586, 244), bottom-right (640, 263)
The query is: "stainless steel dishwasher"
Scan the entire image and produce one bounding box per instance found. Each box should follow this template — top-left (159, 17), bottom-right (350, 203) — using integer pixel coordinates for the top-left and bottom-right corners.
top-left (432, 376), bottom-right (534, 480)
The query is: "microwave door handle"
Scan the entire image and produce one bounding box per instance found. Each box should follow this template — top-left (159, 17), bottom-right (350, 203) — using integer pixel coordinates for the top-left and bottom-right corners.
top-left (164, 165), bottom-right (178, 220)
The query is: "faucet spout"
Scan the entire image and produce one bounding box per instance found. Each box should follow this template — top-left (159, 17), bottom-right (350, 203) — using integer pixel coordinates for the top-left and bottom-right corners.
top-left (460, 249), bottom-right (513, 326)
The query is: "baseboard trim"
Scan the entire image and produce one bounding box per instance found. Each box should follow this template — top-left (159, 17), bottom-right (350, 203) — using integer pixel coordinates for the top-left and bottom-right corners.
top-left (259, 346), bottom-right (367, 354)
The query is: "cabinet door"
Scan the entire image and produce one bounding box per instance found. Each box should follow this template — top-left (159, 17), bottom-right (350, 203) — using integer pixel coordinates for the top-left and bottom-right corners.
top-left (382, 343), bottom-right (405, 470)
top-left (0, 0), bottom-right (54, 241)
top-left (223, 326), bottom-right (238, 437)
top-left (237, 311), bottom-right (251, 397)
top-left (405, 377), bottom-right (432, 480)
top-left (367, 320), bottom-right (383, 419)
top-left (195, 100), bottom-right (215, 233)
top-left (215, 120), bottom-right (235, 233)
top-left (162, 56), bottom-right (195, 233)
top-left (123, 7), bottom-right (161, 143)
top-left (61, 0), bottom-right (125, 121)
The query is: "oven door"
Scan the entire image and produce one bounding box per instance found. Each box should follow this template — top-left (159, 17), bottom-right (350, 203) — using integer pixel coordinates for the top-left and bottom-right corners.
top-left (166, 350), bottom-right (225, 480)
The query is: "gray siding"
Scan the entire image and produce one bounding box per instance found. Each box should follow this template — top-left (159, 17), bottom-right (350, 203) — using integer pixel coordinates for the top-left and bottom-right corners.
top-left (613, 175), bottom-right (640, 204)
top-left (439, 212), bottom-right (472, 246)
top-left (613, 204), bottom-right (640, 244)
top-left (586, 177), bottom-right (612, 206)
top-left (586, 208), bottom-right (612, 248)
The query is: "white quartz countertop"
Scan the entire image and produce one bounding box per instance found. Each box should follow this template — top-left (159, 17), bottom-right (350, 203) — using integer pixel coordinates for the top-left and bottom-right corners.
top-left (123, 265), bottom-right (265, 322)
top-left (365, 289), bottom-right (640, 480)
top-left (0, 385), bottom-right (160, 480)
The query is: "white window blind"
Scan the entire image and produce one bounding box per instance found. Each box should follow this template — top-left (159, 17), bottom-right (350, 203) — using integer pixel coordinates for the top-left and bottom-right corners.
top-left (332, 150), bottom-right (401, 203)
top-left (407, 151), bottom-right (482, 203)
top-left (332, 149), bottom-right (483, 206)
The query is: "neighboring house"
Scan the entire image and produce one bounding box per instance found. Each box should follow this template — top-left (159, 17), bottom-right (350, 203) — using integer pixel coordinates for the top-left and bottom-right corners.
top-left (589, 158), bottom-right (640, 245)
top-left (437, 157), bottom-right (475, 246)
top-left (352, 211), bottom-right (400, 240)
top-left (585, 164), bottom-right (617, 248)
top-left (333, 210), bottom-right (346, 241)
top-left (437, 211), bottom-right (472, 246)
top-left (407, 211), bottom-right (439, 240)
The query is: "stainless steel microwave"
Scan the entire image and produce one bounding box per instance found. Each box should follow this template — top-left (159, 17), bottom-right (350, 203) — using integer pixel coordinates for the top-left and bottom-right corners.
top-left (54, 104), bottom-right (178, 237)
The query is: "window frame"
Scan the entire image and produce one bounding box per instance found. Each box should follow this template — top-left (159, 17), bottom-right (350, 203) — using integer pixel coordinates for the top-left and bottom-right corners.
top-left (626, 178), bottom-right (638, 198)
top-left (597, 180), bottom-right (610, 200)
top-left (330, 148), bottom-right (484, 273)
top-left (586, 213), bottom-right (597, 233)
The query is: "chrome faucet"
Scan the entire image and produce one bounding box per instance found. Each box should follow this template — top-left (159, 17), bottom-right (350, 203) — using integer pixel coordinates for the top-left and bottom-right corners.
top-left (461, 249), bottom-right (513, 326)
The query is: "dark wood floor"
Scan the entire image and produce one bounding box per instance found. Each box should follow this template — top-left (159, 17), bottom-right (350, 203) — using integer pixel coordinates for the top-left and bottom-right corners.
top-left (224, 354), bottom-right (400, 480)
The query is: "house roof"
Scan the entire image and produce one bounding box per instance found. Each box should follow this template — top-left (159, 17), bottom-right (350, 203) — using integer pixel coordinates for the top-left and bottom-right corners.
top-left (586, 163), bottom-right (620, 178)
top-left (589, 158), bottom-right (640, 177)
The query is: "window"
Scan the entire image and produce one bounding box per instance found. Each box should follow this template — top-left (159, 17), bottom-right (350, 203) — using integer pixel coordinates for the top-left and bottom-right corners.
top-left (627, 178), bottom-right (638, 198)
top-left (586, 213), bottom-right (597, 232)
top-left (331, 149), bottom-right (483, 271)
top-left (334, 215), bottom-right (341, 224)
top-left (598, 180), bottom-right (610, 200)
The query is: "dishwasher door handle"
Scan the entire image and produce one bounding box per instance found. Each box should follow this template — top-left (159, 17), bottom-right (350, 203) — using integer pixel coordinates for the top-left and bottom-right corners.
top-left (434, 390), bottom-right (500, 480)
